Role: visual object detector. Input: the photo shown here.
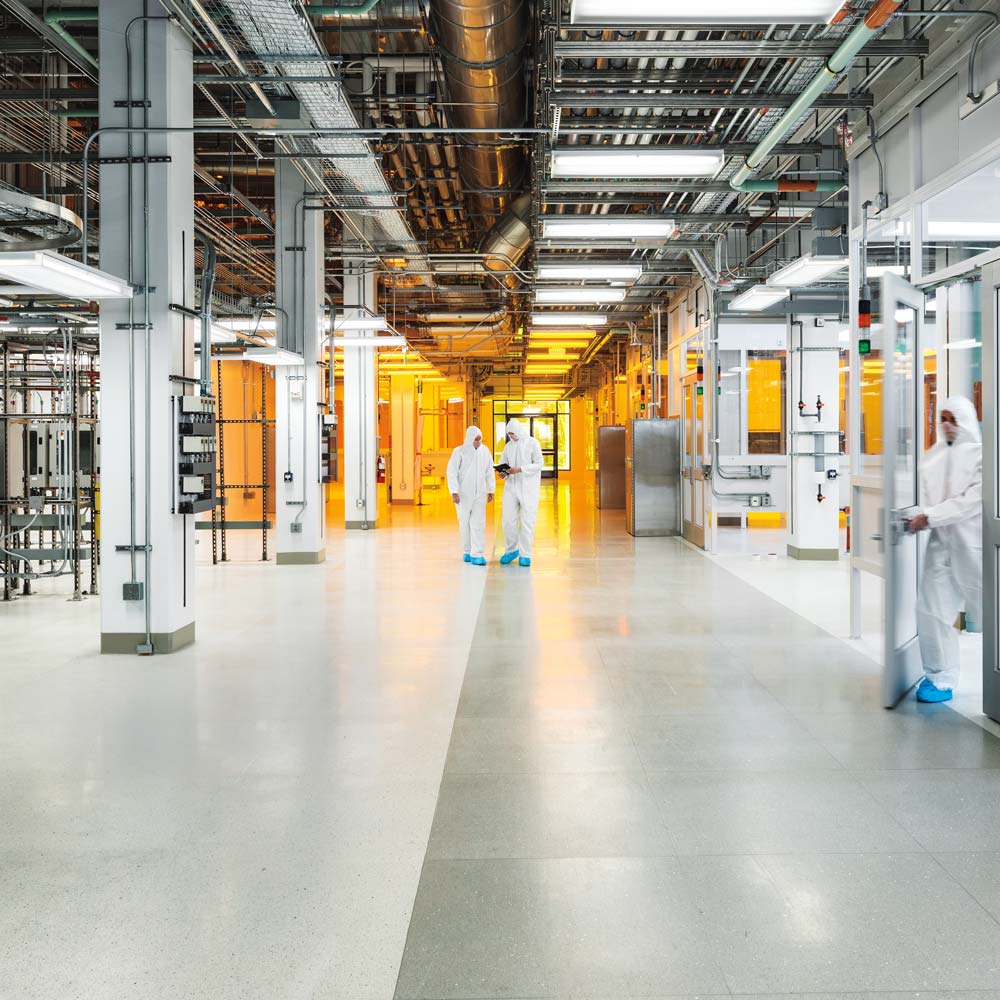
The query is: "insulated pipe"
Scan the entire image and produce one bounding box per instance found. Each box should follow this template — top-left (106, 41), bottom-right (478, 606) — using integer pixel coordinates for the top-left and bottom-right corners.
top-left (43, 9), bottom-right (99, 70)
top-left (730, 0), bottom-right (903, 193)
top-left (307, 0), bottom-right (381, 13)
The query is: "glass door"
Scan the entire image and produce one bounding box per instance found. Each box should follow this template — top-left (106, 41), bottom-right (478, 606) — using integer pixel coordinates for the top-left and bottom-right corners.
top-left (881, 273), bottom-right (926, 707)
top-left (981, 262), bottom-right (1000, 723)
top-left (506, 414), bottom-right (557, 478)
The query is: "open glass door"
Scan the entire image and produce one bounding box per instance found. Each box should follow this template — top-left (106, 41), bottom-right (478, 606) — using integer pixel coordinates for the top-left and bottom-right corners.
top-left (881, 273), bottom-right (926, 707)
top-left (981, 262), bottom-right (1000, 723)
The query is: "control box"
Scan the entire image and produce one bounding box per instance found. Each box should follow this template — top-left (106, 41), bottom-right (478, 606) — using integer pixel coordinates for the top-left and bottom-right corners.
top-left (174, 394), bottom-right (217, 515)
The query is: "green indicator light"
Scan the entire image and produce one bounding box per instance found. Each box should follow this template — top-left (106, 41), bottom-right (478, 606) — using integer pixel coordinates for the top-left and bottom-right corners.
top-left (858, 338), bottom-right (872, 356)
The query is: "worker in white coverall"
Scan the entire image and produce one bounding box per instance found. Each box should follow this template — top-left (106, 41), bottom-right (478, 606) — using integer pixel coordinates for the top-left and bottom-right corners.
top-left (447, 425), bottom-right (495, 566)
top-left (498, 418), bottom-right (544, 567)
top-left (907, 396), bottom-right (982, 703)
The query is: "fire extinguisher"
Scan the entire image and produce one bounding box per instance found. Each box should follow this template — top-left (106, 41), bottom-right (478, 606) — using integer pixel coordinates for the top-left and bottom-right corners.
top-left (377, 455), bottom-right (386, 484)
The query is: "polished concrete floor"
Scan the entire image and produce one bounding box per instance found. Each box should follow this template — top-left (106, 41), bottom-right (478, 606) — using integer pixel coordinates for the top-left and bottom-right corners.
top-left (3, 483), bottom-right (1000, 999)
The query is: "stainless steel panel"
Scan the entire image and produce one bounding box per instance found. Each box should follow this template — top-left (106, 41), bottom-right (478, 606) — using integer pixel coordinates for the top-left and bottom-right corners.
top-left (628, 418), bottom-right (681, 537)
top-left (597, 426), bottom-right (627, 509)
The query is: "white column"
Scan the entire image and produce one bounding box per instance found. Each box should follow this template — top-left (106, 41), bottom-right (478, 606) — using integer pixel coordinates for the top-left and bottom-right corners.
top-left (274, 159), bottom-right (326, 563)
top-left (787, 319), bottom-right (841, 561)
top-left (342, 259), bottom-right (379, 529)
top-left (98, 1), bottom-right (195, 653)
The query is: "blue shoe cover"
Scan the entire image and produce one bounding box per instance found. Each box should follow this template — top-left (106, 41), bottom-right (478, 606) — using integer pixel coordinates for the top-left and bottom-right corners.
top-left (500, 550), bottom-right (519, 565)
top-left (518, 556), bottom-right (531, 567)
top-left (471, 556), bottom-right (487, 566)
top-left (463, 554), bottom-right (471, 563)
top-left (917, 680), bottom-right (953, 703)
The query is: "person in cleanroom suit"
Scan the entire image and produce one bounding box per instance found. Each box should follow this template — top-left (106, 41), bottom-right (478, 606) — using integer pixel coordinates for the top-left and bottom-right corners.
top-left (498, 418), bottom-right (544, 567)
top-left (907, 395), bottom-right (982, 703)
top-left (447, 425), bottom-right (495, 565)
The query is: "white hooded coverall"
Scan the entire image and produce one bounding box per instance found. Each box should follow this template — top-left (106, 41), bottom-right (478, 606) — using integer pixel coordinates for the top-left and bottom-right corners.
top-left (446, 425), bottom-right (495, 558)
top-left (916, 395), bottom-right (983, 691)
top-left (500, 418), bottom-right (544, 559)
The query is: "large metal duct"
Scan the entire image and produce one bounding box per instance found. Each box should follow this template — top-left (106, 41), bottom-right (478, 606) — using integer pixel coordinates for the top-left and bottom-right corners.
top-left (431, 0), bottom-right (528, 228)
top-left (479, 192), bottom-right (530, 279)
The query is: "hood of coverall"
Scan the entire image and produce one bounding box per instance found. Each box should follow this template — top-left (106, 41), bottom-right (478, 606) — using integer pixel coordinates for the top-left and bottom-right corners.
top-left (506, 418), bottom-right (525, 441)
top-left (941, 396), bottom-right (981, 446)
top-left (463, 425), bottom-right (483, 452)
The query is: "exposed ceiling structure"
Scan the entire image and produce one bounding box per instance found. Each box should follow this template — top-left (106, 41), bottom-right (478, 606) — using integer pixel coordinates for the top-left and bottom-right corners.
top-left (0, 0), bottom-right (962, 393)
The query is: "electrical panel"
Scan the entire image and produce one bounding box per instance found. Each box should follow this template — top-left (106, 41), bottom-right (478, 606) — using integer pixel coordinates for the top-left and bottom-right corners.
top-left (175, 395), bottom-right (217, 515)
top-left (321, 413), bottom-right (337, 484)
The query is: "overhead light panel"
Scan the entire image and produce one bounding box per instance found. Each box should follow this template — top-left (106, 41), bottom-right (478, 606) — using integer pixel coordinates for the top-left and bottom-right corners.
top-left (334, 335), bottom-right (407, 348)
top-left (531, 313), bottom-right (607, 326)
top-left (728, 285), bottom-right (790, 312)
top-left (243, 347), bottom-right (304, 366)
top-left (550, 147), bottom-right (724, 178)
top-left (536, 264), bottom-right (642, 282)
top-left (569, 0), bottom-right (843, 24)
top-left (0, 250), bottom-right (134, 300)
top-left (767, 253), bottom-right (849, 287)
top-left (334, 313), bottom-right (389, 332)
top-left (542, 217), bottom-right (676, 240)
top-left (866, 265), bottom-right (908, 278)
top-left (535, 287), bottom-right (627, 304)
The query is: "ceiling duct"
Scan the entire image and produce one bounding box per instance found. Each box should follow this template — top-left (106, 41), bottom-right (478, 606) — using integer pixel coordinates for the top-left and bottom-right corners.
top-left (431, 0), bottom-right (529, 227)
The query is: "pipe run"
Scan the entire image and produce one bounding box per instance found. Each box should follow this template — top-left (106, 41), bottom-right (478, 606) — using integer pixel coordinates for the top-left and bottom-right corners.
top-left (307, 0), bottom-right (381, 13)
top-left (730, 0), bottom-right (903, 193)
top-left (196, 235), bottom-right (217, 397)
top-left (43, 9), bottom-right (99, 70)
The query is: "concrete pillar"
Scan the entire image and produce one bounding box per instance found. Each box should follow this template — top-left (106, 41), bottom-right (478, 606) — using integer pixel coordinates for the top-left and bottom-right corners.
top-left (342, 259), bottom-right (379, 528)
top-left (274, 159), bottom-right (325, 564)
top-left (390, 374), bottom-right (418, 503)
top-left (98, 1), bottom-right (195, 653)
top-left (787, 320), bottom-right (841, 561)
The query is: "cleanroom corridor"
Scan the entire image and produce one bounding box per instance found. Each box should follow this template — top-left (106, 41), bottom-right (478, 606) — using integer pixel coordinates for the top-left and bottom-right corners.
top-left (4, 484), bottom-right (1000, 998)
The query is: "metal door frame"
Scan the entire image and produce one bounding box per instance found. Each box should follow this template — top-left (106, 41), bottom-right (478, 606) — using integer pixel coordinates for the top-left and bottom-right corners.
top-left (680, 374), bottom-right (705, 547)
top-left (980, 262), bottom-right (1000, 723)
top-left (881, 272), bottom-right (926, 708)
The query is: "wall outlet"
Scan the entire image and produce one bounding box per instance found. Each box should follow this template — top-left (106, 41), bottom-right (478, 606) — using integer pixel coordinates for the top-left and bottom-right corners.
top-left (122, 581), bottom-right (144, 601)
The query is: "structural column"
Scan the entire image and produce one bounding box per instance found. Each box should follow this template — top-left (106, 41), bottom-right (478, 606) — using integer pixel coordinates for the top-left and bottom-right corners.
top-left (342, 259), bottom-right (379, 528)
top-left (98, 1), bottom-right (195, 653)
top-left (274, 160), bottom-right (326, 563)
top-left (787, 320), bottom-right (841, 561)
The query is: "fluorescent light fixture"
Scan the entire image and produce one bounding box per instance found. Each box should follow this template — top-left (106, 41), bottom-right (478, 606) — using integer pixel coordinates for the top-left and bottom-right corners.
top-left (570, 0), bottom-right (843, 23)
top-left (943, 338), bottom-right (981, 351)
top-left (243, 347), bottom-right (303, 366)
top-left (334, 335), bottom-right (407, 348)
top-left (530, 340), bottom-right (591, 350)
top-left (728, 284), bottom-right (790, 311)
top-left (210, 324), bottom-right (238, 344)
top-left (550, 147), bottom-right (724, 178)
top-left (541, 217), bottom-right (676, 240)
top-left (866, 265), bottom-right (907, 278)
top-left (767, 253), bottom-right (849, 287)
top-left (334, 313), bottom-right (388, 332)
top-left (447, 397), bottom-right (464, 403)
top-left (217, 317), bottom-right (277, 332)
top-left (536, 264), bottom-right (642, 282)
top-left (535, 287), bottom-right (627, 304)
top-left (531, 313), bottom-right (606, 326)
top-left (0, 250), bottom-right (134, 300)
top-left (927, 220), bottom-right (1000, 239)
top-left (893, 308), bottom-right (915, 324)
